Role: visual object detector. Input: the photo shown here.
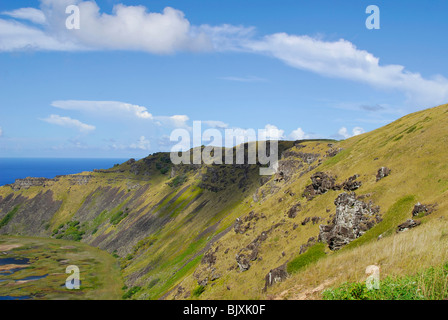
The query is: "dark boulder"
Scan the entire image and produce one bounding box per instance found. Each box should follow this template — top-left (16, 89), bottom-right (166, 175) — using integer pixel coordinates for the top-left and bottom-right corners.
top-left (376, 167), bottom-right (391, 182)
top-left (263, 264), bottom-right (288, 292)
top-left (302, 172), bottom-right (337, 200)
top-left (397, 219), bottom-right (421, 232)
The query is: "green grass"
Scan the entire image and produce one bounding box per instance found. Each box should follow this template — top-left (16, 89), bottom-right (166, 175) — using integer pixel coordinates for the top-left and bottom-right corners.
top-left (323, 262), bottom-right (448, 300)
top-left (192, 285), bottom-right (206, 298)
top-left (110, 210), bottom-right (128, 226)
top-left (0, 206), bottom-right (20, 229)
top-left (122, 286), bottom-right (142, 300)
top-left (287, 243), bottom-right (327, 274)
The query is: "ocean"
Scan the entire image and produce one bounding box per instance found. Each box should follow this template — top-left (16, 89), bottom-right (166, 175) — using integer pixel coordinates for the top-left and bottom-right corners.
top-left (0, 158), bottom-right (128, 186)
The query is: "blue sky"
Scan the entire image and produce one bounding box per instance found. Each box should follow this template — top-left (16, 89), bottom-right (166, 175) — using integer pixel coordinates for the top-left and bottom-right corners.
top-left (0, 0), bottom-right (447, 158)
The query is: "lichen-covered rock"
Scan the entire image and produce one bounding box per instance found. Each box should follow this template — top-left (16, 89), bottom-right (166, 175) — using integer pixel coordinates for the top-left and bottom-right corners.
top-left (412, 203), bottom-right (435, 217)
top-left (376, 167), bottom-right (391, 182)
top-left (318, 192), bottom-right (381, 250)
top-left (235, 253), bottom-right (251, 271)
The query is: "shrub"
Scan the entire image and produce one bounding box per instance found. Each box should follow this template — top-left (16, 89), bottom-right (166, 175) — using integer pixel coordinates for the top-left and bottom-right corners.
top-left (122, 286), bottom-right (142, 300)
top-left (192, 285), bottom-right (206, 298)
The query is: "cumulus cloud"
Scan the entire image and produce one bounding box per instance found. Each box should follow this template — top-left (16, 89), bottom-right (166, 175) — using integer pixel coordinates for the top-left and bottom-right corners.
top-left (244, 33), bottom-right (448, 107)
top-left (0, 0), bottom-right (252, 54)
top-left (289, 127), bottom-right (309, 140)
top-left (42, 114), bottom-right (95, 133)
top-left (263, 124), bottom-right (285, 140)
top-left (337, 126), bottom-right (365, 139)
top-left (51, 100), bottom-right (153, 119)
top-left (130, 136), bottom-right (150, 151)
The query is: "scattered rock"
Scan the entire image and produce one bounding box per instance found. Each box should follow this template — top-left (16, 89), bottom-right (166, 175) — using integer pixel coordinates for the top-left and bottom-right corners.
top-left (301, 217), bottom-right (311, 226)
top-left (299, 237), bottom-right (317, 254)
top-left (397, 219), bottom-right (421, 232)
top-left (288, 203), bottom-right (301, 218)
top-left (341, 174), bottom-right (362, 191)
top-left (376, 167), bottom-right (391, 182)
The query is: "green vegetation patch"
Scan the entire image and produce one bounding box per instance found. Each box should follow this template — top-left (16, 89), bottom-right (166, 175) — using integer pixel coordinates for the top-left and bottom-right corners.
top-left (287, 243), bottom-right (326, 274)
top-left (52, 220), bottom-right (85, 241)
top-left (0, 205), bottom-right (20, 229)
top-left (110, 210), bottom-right (128, 226)
top-left (323, 262), bottom-right (448, 300)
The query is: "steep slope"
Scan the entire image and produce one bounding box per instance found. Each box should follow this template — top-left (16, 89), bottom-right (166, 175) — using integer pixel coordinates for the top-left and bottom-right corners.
top-left (1, 103), bottom-right (448, 300)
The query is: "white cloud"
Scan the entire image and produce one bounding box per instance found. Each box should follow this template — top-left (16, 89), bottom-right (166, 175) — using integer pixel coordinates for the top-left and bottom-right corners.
top-left (0, 126), bottom-right (3, 137)
top-left (337, 126), bottom-right (365, 139)
top-left (263, 124), bottom-right (285, 140)
top-left (130, 136), bottom-right (150, 151)
top-left (2, 8), bottom-right (47, 25)
top-left (51, 100), bottom-right (153, 119)
top-left (289, 127), bottom-right (309, 140)
top-left (0, 18), bottom-right (80, 52)
top-left (2, 1), bottom-right (447, 109)
top-left (352, 126), bottom-right (365, 136)
top-left (245, 33), bottom-right (448, 107)
top-left (203, 120), bottom-right (229, 129)
top-left (0, 1), bottom-right (254, 54)
top-left (154, 115), bottom-right (190, 128)
top-left (42, 114), bottom-right (95, 133)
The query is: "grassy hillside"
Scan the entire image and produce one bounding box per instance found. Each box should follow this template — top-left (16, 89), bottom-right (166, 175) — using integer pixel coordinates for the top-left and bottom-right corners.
top-left (1, 103), bottom-right (448, 300)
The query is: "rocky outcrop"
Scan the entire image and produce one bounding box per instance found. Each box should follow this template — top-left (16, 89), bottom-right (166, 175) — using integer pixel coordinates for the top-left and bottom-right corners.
top-left (303, 172), bottom-right (363, 200)
top-left (340, 174), bottom-right (362, 191)
top-left (234, 211), bottom-right (261, 234)
top-left (376, 167), bottom-right (391, 181)
top-left (9, 177), bottom-right (58, 191)
top-left (263, 264), bottom-right (288, 292)
top-left (318, 192), bottom-right (381, 250)
top-left (397, 219), bottom-right (421, 232)
top-left (302, 172), bottom-right (338, 200)
top-left (326, 147), bottom-right (343, 157)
